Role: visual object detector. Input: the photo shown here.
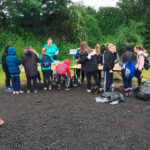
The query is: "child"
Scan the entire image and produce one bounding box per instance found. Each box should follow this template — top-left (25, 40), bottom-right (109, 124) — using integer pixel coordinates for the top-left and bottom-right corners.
top-left (39, 48), bottom-right (54, 90)
top-left (0, 118), bottom-right (4, 126)
top-left (78, 42), bottom-right (100, 93)
top-left (103, 44), bottom-right (116, 92)
top-left (119, 43), bottom-right (136, 96)
top-left (56, 59), bottom-right (71, 90)
top-left (21, 47), bottom-right (39, 93)
top-left (75, 48), bottom-right (85, 83)
top-left (6, 47), bottom-right (23, 94)
top-left (95, 44), bottom-right (103, 87)
top-left (134, 44), bottom-right (148, 87)
top-left (29, 46), bottom-right (42, 83)
top-left (2, 45), bottom-right (12, 92)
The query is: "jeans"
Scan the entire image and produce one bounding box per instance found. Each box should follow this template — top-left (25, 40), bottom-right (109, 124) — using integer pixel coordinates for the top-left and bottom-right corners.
top-left (57, 73), bottom-right (70, 88)
top-left (27, 76), bottom-right (37, 91)
top-left (42, 70), bottom-right (51, 88)
top-left (86, 71), bottom-right (100, 90)
top-left (11, 75), bottom-right (21, 91)
top-left (121, 69), bottom-right (132, 92)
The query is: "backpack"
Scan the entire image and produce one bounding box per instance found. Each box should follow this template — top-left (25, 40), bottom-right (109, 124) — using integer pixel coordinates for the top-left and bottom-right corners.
top-left (42, 55), bottom-right (51, 67)
top-left (144, 57), bottom-right (149, 70)
top-left (124, 61), bottom-right (135, 79)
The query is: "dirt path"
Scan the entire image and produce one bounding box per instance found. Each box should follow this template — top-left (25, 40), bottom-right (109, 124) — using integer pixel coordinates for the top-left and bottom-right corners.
top-left (0, 84), bottom-right (150, 150)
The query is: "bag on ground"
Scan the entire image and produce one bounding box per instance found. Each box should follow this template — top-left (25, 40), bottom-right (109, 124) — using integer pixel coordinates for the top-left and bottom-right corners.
top-left (134, 85), bottom-right (150, 101)
top-left (124, 61), bottom-right (135, 79)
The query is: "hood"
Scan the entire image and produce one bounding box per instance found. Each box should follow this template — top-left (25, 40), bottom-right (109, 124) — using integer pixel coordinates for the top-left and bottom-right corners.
top-left (125, 43), bottom-right (132, 51)
top-left (25, 50), bottom-right (33, 57)
top-left (63, 59), bottom-right (70, 66)
top-left (8, 47), bottom-right (16, 55)
top-left (87, 50), bottom-right (96, 60)
top-left (138, 51), bottom-right (148, 57)
top-left (5, 45), bottom-right (11, 53)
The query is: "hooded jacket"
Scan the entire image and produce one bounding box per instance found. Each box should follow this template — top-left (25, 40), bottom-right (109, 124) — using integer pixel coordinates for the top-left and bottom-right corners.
top-left (119, 43), bottom-right (136, 68)
top-left (56, 59), bottom-right (71, 78)
top-left (2, 45), bottom-right (11, 73)
top-left (21, 50), bottom-right (39, 77)
top-left (137, 51), bottom-right (148, 71)
top-left (6, 47), bottom-right (21, 75)
top-left (78, 50), bottom-right (98, 73)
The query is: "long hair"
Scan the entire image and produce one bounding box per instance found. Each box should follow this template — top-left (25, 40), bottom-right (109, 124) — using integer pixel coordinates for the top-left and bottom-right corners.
top-left (80, 41), bottom-right (88, 52)
top-left (85, 46), bottom-right (93, 54)
top-left (135, 44), bottom-right (147, 53)
top-left (95, 44), bottom-right (101, 54)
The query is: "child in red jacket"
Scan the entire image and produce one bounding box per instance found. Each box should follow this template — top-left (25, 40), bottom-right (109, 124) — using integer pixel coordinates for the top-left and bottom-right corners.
top-left (56, 59), bottom-right (71, 90)
top-left (0, 118), bottom-right (4, 126)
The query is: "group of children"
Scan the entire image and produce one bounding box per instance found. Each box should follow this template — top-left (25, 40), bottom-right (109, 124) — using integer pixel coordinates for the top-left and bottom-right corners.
top-left (1, 41), bottom-right (149, 96)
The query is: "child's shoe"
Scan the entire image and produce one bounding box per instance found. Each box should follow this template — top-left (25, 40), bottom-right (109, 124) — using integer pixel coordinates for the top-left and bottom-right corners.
top-left (34, 89), bottom-right (38, 93)
top-left (124, 92), bottom-right (128, 97)
top-left (27, 90), bottom-right (30, 93)
top-left (58, 84), bottom-right (61, 90)
top-left (65, 88), bottom-right (71, 91)
top-left (40, 80), bottom-right (44, 84)
top-left (5, 87), bottom-right (12, 92)
top-left (16, 91), bottom-right (19, 94)
top-left (19, 90), bottom-right (24, 94)
top-left (44, 87), bottom-right (47, 90)
top-left (0, 118), bottom-right (4, 126)
top-left (13, 91), bottom-right (16, 95)
top-left (86, 89), bottom-right (91, 93)
top-left (49, 85), bottom-right (52, 90)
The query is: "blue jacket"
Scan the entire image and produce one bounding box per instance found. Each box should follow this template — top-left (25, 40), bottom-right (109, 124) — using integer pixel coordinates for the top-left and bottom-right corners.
top-left (75, 49), bottom-right (80, 59)
top-left (6, 47), bottom-right (21, 75)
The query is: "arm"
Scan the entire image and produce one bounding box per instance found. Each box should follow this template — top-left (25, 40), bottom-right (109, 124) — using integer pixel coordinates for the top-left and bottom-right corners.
top-left (77, 52), bottom-right (87, 64)
top-left (55, 45), bottom-right (59, 55)
top-left (67, 67), bottom-right (71, 78)
top-left (50, 55), bottom-right (54, 63)
top-left (138, 55), bottom-right (145, 71)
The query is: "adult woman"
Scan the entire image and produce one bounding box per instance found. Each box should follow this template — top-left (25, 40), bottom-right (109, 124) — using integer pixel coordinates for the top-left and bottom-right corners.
top-left (44, 38), bottom-right (59, 60)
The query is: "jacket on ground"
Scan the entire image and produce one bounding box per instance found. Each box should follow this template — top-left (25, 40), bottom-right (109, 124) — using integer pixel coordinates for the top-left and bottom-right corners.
top-left (6, 47), bottom-right (21, 75)
top-left (78, 50), bottom-right (98, 73)
top-left (56, 59), bottom-right (71, 78)
top-left (21, 50), bottom-right (39, 77)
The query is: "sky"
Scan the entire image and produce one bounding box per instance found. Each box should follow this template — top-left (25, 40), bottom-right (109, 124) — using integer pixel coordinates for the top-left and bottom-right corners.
top-left (72, 0), bottom-right (119, 9)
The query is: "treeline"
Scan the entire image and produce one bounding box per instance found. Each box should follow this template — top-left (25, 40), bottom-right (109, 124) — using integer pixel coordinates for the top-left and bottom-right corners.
top-left (0, 0), bottom-right (150, 60)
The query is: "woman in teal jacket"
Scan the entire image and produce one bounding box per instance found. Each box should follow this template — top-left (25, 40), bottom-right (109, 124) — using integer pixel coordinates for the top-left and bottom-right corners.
top-left (39, 48), bottom-right (54, 90)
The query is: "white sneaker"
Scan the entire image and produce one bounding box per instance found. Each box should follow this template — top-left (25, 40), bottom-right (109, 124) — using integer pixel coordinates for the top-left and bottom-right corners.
top-left (34, 90), bottom-right (38, 93)
top-left (40, 81), bottom-right (43, 84)
top-left (86, 89), bottom-right (91, 93)
top-left (44, 87), bottom-right (47, 90)
top-left (19, 90), bottom-right (24, 94)
top-left (16, 91), bottom-right (19, 94)
top-left (13, 91), bottom-right (16, 94)
top-left (49, 85), bottom-right (52, 90)
top-left (27, 90), bottom-right (30, 93)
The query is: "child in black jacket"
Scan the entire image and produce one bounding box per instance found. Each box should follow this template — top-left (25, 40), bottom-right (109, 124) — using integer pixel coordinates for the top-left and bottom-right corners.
top-left (103, 44), bottom-right (115, 92)
top-left (78, 41), bottom-right (100, 93)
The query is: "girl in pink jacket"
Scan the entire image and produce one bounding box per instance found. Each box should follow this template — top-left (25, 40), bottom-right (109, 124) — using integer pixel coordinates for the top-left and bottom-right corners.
top-left (134, 44), bottom-right (148, 86)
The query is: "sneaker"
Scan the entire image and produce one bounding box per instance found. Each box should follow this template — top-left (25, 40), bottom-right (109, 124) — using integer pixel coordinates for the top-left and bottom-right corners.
top-left (44, 87), bottom-right (47, 90)
top-left (124, 92), bottom-right (129, 97)
top-left (27, 90), bottom-right (30, 93)
top-left (13, 91), bottom-right (16, 94)
top-left (16, 91), bottom-right (19, 94)
top-left (99, 88), bottom-right (103, 92)
top-left (34, 90), bottom-right (38, 93)
top-left (128, 91), bottom-right (133, 96)
top-left (40, 80), bottom-right (43, 84)
top-left (19, 90), bottom-right (24, 94)
top-left (0, 118), bottom-right (4, 126)
top-left (49, 85), bottom-right (52, 90)
top-left (86, 89), bottom-right (91, 93)
top-left (58, 84), bottom-right (61, 90)
top-left (65, 88), bottom-right (71, 91)
top-left (5, 87), bottom-right (12, 92)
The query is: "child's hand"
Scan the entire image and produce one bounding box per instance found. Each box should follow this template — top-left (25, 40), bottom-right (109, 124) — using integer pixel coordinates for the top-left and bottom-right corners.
top-left (55, 51), bottom-right (59, 55)
top-left (109, 70), bottom-right (113, 73)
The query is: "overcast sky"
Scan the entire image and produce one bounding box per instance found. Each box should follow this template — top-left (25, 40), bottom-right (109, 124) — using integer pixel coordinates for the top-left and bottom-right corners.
top-left (72, 0), bottom-right (119, 9)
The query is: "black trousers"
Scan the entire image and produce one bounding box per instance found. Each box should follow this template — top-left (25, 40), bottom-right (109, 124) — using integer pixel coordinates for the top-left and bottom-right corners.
top-left (5, 71), bottom-right (11, 87)
top-left (135, 69), bottom-right (142, 86)
top-left (86, 71), bottom-right (100, 90)
top-left (97, 70), bottom-right (101, 82)
top-left (42, 70), bottom-right (51, 88)
top-left (76, 69), bottom-right (85, 82)
top-left (104, 71), bottom-right (113, 92)
top-left (37, 71), bottom-right (41, 81)
top-left (27, 76), bottom-right (37, 90)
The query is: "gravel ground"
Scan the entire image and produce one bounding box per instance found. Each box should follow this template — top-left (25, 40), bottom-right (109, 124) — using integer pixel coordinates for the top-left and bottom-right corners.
top-left (0, 84), bottom-right (150, 150)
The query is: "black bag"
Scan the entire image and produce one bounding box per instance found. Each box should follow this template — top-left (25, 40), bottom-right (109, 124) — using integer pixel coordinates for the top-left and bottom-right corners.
top-left (71, 75), bottom-right (81, 86)
top-left (134, 85), bottom-right (150, 101)
top-left (101, 92), bottom-right (125, 102)
top-left (144, 57), bottom-right (149, 70)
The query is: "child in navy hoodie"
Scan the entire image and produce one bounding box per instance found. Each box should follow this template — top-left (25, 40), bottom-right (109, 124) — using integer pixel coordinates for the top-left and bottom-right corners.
top-left (6, 47), bottom-right (23, 94)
